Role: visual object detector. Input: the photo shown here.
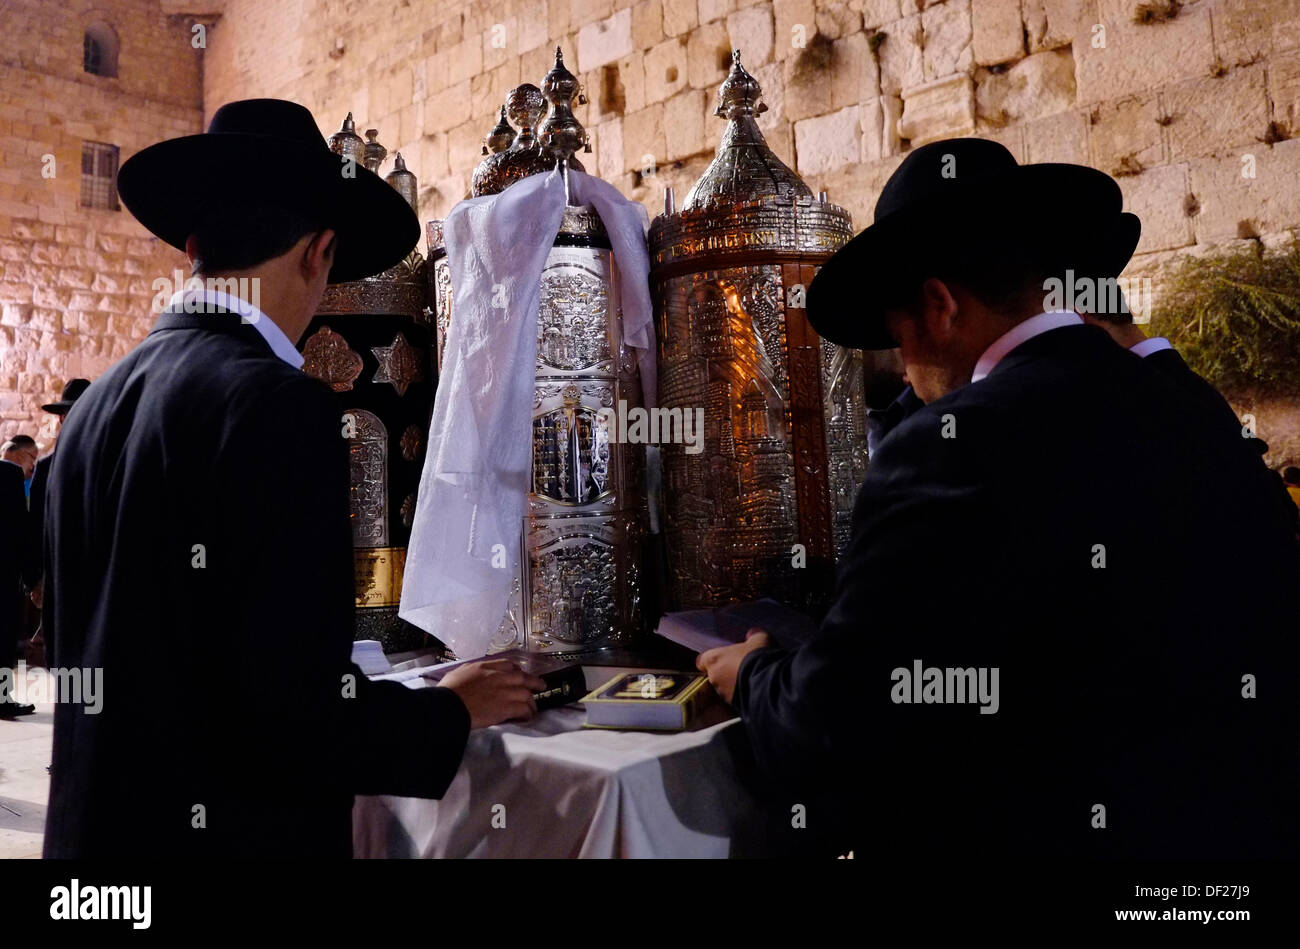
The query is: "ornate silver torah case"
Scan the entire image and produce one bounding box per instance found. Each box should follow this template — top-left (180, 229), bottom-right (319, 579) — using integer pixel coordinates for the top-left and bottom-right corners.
top-left (432, 49), bottom-right (647, 655)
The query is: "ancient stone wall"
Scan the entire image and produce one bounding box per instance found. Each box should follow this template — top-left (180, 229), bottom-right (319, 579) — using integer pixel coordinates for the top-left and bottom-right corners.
top-left (5, 1), bottom-right (1299, 457)
top-left (200, 1), bottom-right (1300, 250)
top-left (0, 0), bottom-right (201, 445)
top-left (200, 0), bottom-right (1300, 459)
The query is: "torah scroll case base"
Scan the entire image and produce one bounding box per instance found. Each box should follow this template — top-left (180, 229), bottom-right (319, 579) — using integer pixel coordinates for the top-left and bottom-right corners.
top-left (648, 51), bottom-right (867, 617)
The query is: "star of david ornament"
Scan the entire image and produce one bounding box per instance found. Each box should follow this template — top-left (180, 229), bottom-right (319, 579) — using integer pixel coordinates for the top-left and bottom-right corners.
top-left (371, 332), bottom-right (425, 397)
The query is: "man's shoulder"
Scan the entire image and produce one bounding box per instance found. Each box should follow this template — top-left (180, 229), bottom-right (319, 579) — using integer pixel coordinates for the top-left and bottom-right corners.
top-left (0, 459), bottom-right (23, 487)
top-left (63, 326), bottom-right (331, 459)
top-left (869, 326), bottom-right (1160, 481)
top-left (107, 320), bottom-right (312, 406)
top-left (1143, 346), bottom-right (1233, 405)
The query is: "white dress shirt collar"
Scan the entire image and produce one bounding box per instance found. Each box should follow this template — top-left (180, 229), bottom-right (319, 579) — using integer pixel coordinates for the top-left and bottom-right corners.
top-left (971, 310), bottom-right (1083, 383)
top-left (1130, 336), bottom-right (1173, 359)
top-left (166, 288), bottom-right (304, 369)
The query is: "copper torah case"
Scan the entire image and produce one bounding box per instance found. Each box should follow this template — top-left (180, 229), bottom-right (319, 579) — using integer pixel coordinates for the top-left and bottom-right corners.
top-left (648, 51), bottom-right (866, 613)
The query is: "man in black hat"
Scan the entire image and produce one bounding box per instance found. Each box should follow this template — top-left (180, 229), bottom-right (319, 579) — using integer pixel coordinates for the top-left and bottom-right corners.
top-left (43, 99), bottom-right (544, 858)
top-left (21, 379), bottom-right (90, 671)
top-left (699, 138), bottom-right (1300, 858)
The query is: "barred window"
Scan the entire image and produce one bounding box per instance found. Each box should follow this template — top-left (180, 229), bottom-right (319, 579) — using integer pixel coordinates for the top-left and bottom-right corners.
top-left (80, 142), bottom-right (120, 211)
top-left (83, 22), bottom-right (119, 78)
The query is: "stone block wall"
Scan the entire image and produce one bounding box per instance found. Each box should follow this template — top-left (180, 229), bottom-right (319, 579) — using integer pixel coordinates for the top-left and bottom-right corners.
top-left (196, 0), bottom-right (1300, 269)
top-left (199, 0), bottom-right (1300, 461)
top-left (6, 0), bottom-right (1300, 457)
top-left (0, 0), bottom-right (201, 445)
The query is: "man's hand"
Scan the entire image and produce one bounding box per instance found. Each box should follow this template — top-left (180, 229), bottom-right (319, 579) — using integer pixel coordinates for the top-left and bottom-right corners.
top-left (439, 659), bottom-right (547, 729)
top-left (696, 629), bottom-right (772, 704)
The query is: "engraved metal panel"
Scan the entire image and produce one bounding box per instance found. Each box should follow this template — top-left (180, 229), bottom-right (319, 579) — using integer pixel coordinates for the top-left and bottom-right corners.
top-left (302, 325), bottom-right (364, 392)
top-left (537, 268), bottom-right (612, 371)
top-left (648, 49), bottom-right (865, 615)
top-left (532, 385), bottom-right (612, 504)
top-left (519, 232), bottom-right (646, 654)
top-left (348, 409), bottom-right (388, 547)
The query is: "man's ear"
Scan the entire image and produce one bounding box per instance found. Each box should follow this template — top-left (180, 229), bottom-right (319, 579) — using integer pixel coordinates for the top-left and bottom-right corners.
top-left (918, 277), bottom-right (959, 339)
top-left (184, 234), bottom-right (200, 269)
top-left (302, 228), bottom-right (337, 282)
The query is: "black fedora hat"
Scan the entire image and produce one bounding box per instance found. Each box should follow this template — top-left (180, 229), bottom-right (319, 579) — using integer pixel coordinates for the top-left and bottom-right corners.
top-left (116, 99), bottom-right (419, 284)
top-left (807, 138), bottom-right (1141, 350)
top-left (42, 378), bottom-right (91, 415)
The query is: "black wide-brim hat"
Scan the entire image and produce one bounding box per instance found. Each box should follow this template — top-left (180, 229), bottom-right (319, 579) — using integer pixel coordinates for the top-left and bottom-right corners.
top-left (807, 138), bottom-right (1142, 350)
top-left (42, 377), bottom-right (91, 414)
top-left (116, 99), bottom-right (419, 284)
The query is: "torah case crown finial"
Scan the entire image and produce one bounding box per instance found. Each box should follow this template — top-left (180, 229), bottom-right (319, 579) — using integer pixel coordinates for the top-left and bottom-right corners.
top-left (471, 47), bottom-right (588, 197)
top-left (538, 45), bottom-right (590, 168)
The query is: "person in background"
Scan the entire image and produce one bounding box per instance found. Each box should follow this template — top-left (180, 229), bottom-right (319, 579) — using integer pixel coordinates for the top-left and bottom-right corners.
top-left (21, 381), bottom-right (91, 664)
top-left (1, 435), bottom-right (38, 497)
top-left (864, 378), bottom-right (923, 458)
top-left (1283, 467), bottom-right (1300, 533)
top-left (0, 454), bottom-right (32, 717)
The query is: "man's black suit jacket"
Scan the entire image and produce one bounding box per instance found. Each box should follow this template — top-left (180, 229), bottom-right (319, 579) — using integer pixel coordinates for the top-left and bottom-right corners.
top-left (43, 307), bottom-right (469, 858)
top-left (24, 452), bottom-right (50, 590)
top-left (735, 324), bottom-right (1300, 858)
top-left (1144, 345), bottom-right (1260, 450)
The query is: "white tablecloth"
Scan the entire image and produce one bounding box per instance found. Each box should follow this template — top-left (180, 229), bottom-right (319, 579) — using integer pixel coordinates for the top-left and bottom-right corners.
top-left (352, 668), bottom-right (769, 858)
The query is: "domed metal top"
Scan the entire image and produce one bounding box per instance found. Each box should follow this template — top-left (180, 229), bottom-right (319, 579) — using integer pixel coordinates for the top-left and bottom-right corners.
top-left (507, 83), bottom-right (546, 139)
top-left (472, 72), bottom-right (585, 196)
top-left (385, 152), bottom-right (418, 214)
top-left (682, 50), bottom-right (812, 210)
top-left (363, 128), bottom-right (387, 174)
top-left (538, 46), bottom-right (589, 169)
top-left (483, 105), bottom-right (516, 155)
top-left (470, 84), bottom-right (551, 195)
top-left (327, 112), bottom-right (366, 166)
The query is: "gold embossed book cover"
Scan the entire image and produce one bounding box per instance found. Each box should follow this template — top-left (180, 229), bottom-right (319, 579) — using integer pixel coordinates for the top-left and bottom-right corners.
top-left (581, 672), bottom-right (715, 731)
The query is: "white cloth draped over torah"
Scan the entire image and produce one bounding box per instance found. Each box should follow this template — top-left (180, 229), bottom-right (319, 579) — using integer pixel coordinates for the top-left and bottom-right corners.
top-left (399, 168), bottom-right (656, 658)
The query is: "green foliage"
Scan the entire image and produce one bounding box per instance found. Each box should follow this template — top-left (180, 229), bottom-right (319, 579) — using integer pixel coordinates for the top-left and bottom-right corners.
top-left (1147, 238), bottom-right (1300, 397)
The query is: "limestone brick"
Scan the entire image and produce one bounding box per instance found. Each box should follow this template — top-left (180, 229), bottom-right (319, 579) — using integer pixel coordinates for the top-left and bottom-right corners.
top-left (665, 87), bottom-right (710, 159)
top-left (1074, 2), bottom-right (1215, 105)
top-left (922, 0), bottom-right (973, 81)
top-left (975, 49), bottom-right (1076, 129)
top-left (773, 0), bottom-right (815, 62)
top-left (726, 4), bottom-right (775, 67)
top-left (646, 37), bottom-right (691, 103)
top-left (971, 0), bottom-right (1025, 67)
top-left (1160, 65), bottom-right (1270, 162)
top-left (795, 104), bottom-right (862, 174)
top-left (898, 73), bottom-right (975, 144)
top-left (687, 19), bottom-right (732, 89)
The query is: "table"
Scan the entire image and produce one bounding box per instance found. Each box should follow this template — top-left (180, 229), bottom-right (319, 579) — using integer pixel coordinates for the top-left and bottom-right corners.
top-left (351, 666), bottom-right (771, 858)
